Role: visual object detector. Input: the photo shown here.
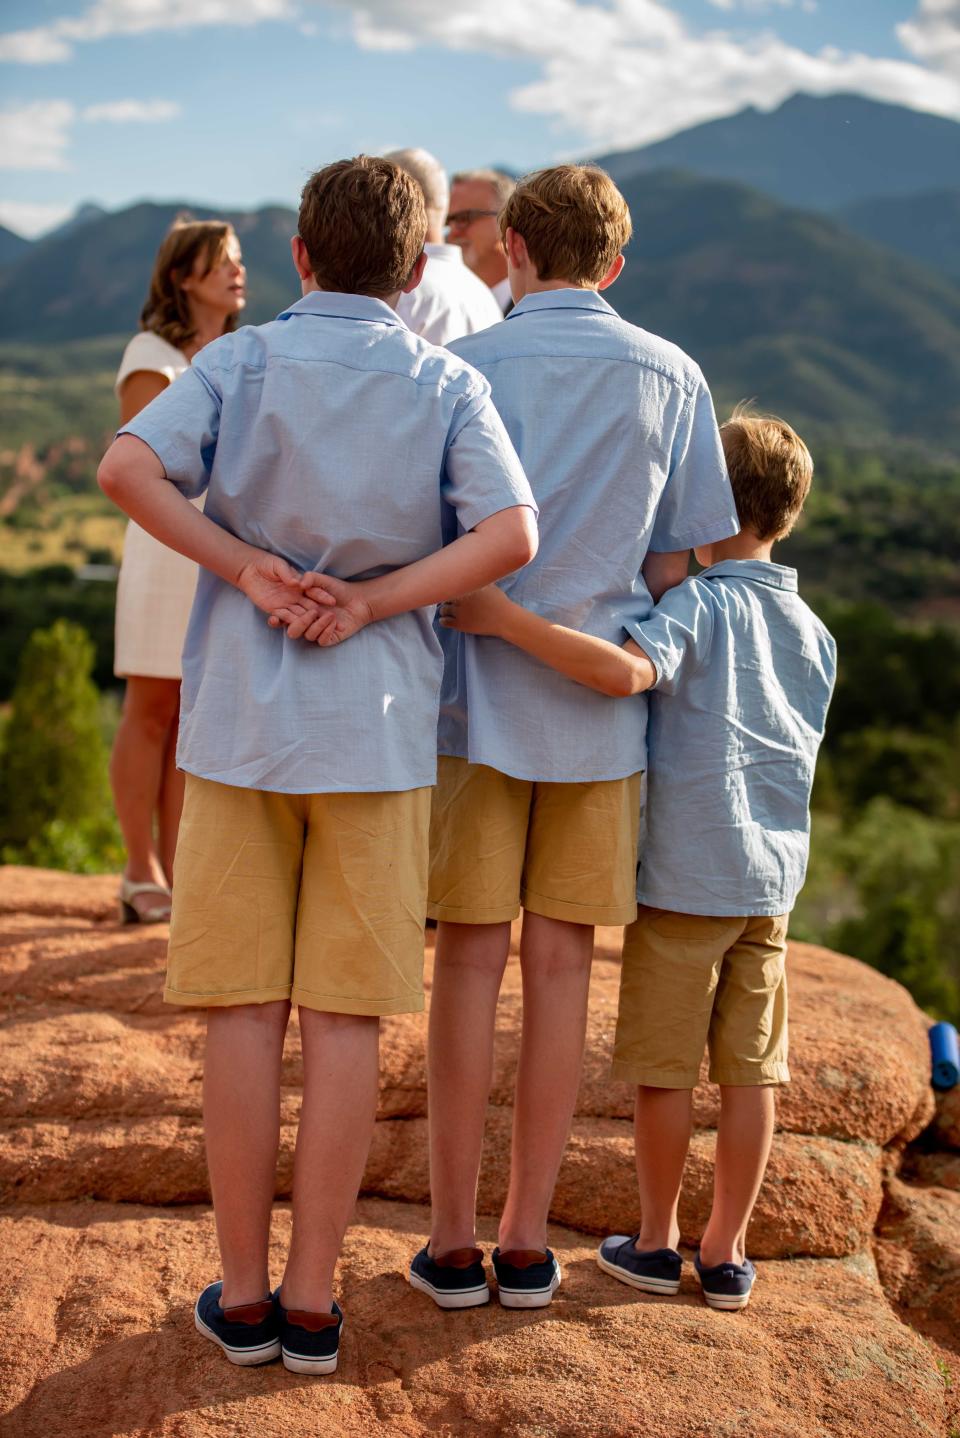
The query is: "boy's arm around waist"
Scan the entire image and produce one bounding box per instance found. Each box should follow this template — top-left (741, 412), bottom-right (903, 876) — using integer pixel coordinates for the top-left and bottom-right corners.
top-left (281, 505), bottom-right (539, 645)
top-left (440, 587), bottom-right (656, 698)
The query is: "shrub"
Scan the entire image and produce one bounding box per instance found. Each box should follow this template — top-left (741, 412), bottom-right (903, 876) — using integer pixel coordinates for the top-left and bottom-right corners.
top-left (0, 619), bottom-right (110, 850)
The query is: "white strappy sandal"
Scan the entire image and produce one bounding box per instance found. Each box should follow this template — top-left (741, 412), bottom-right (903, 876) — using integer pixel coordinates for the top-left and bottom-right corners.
top-left (119, 877), bottom-right (172, 925)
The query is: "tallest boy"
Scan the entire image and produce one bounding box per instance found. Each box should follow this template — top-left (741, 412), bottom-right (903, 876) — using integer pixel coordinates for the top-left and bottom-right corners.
top-left (414, 165), bottom-right (740, 1309)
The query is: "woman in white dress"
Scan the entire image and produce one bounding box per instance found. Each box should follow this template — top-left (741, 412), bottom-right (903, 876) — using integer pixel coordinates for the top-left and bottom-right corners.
top-left (112, 217), bottom-right (246, 922)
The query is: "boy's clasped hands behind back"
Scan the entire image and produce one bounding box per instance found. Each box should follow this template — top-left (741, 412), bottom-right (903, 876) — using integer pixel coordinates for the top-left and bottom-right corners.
top-left (98, 154), bottom-right (835, 1376)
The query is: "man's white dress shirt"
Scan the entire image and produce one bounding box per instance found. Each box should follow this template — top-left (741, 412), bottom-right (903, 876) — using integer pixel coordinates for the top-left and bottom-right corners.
top-left (397, 243), bottom-right (502, 345)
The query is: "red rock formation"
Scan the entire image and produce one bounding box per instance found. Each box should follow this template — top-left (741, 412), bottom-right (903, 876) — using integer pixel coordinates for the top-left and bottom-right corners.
top-left (0, 868), bottom-right (956, 1436)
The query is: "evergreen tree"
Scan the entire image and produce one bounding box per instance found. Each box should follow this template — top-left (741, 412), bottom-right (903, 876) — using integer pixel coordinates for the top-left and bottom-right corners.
top-left (0, 619), bottom-right (108, 850)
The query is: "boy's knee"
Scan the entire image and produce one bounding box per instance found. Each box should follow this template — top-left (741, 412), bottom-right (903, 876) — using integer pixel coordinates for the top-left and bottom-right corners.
top-left (297, 1007), bottom-right (380, 1035)
top-left (435, 923), bottom-right (511, 977)
top-left (206, 999), bottom-right (290, 1034)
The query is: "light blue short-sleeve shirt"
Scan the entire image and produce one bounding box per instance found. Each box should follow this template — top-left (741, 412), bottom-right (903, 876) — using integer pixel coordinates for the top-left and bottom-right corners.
top-left (439, 288), bottom-right (740, 782)
top-left (627, 559), bottom-right (837, 916)
top-left (120, 291), bottom-right (536, 794)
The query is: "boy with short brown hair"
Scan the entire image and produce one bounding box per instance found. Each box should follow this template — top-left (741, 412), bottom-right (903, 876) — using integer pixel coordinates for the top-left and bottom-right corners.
top-left (410, 162), bottom-right (739, 1310)
top-left (443, 407), bottom-right (835, 1312)
top-left (99, 154), bottom-right (537, 1373)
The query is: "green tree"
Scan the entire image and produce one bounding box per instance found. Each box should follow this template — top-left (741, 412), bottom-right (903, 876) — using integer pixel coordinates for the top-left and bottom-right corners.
top-left (825, 798), bottom-right (960, 1023)
top-left (0, 619), bottom-right (109, 850)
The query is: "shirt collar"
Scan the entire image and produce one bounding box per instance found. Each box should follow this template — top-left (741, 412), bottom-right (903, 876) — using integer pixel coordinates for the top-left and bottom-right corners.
top-left (702, 559), bottom-right (798, 591)
top-left (506, 287), bottom-right (618, 320)
top-left (424, 242), bottom-right (464, 264)
top-left (277, 290), bottom-right (404, 326)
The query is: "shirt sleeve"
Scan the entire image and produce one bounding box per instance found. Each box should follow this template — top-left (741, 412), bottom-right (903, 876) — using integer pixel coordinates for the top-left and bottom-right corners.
top-left (441, 384), bottom-right (538, 532)
top-left (625, 578), bottom-right (715, 694)
top-left (118, 359), bottom-right (222, 500)
top-left (649, 376), bottom-right (740, 552)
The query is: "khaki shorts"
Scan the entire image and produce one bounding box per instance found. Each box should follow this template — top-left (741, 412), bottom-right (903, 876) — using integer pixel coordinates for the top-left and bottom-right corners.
top-left (611, 907), bottom-right (790, 1087)
top-left (427, 756), bottom-right (641, 927)
top-left (166, 775), bottom-right (430, 1015)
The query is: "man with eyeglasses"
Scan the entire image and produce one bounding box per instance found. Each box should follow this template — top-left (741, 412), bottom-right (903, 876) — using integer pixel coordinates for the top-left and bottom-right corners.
top-left (447, 169), bottom-right (516, 314)
top-left (387, 149), bottom-right (502, 345)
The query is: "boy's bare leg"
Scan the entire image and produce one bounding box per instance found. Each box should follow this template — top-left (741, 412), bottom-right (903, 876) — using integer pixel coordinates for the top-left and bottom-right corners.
top-left (281, 1009), bottom-right (381, 1313)
top-left (498, 911), bottom-right (593, 1253)
top-left (428, 920), bottom-right (512, 1254)
top-left (699, 1085), bottom-right (775, 1267)
top-left (634, 1086), bottom-right (694, 1251)
top-left (157, 701), bottom-right (185, 886)
top-left (204, 1000), bottom-right (291, 1306)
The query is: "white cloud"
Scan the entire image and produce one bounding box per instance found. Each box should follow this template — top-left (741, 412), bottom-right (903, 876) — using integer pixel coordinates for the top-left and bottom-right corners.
top-left (898, 0), bottom-right (960, 74)
top-left (329, 1), bottom-right (960, 148)
top-left (0, 98), bottom-right (181, 171)
top-left (82, 100), bottom-right (181, 122)
top-left (0, 0), bottom-right (294, 64)
top-left (0, 200), bottom-right (73, 238)
top-left (708, 0), bottom-right (817, 14)
top-left (0, 101), bottom-right (75, 170)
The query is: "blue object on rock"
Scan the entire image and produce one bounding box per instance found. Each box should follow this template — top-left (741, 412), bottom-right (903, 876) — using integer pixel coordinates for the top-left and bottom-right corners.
top-left (929, 1022), bottom-right (960, 1091)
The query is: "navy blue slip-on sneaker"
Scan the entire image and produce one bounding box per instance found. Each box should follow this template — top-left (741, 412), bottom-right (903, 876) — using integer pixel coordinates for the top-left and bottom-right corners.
top-left (278, 1297), bottom-right (343, 1375)
top-left (408, 1245), bottom-right (491, 1309)
top-left (694, 1253), bottom-right (756, 1311)
top-left (596, 1235), bottom-right (682, 1295)
top-left (492, 1247), bottom-right (562, 1309)
top-left (194, 1281), bottom-right (281, 1365)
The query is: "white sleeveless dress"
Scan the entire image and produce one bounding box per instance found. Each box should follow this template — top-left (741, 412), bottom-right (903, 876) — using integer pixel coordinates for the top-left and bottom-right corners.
top-left (113, 331), bottom-right (202, 679)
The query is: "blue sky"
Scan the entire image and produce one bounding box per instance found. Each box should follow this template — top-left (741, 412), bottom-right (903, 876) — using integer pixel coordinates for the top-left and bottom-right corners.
top-left (1, 0), bottom-right (957, 236)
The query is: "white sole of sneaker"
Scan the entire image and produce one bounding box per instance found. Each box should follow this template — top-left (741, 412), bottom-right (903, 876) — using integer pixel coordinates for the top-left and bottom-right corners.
top-left (408, 1269), bottom-right (491, 1309)
top-left (281, 1348), bottom-right (339, 1374)
top-left (194, 1308), bottom-right (281, 1365)
top-left (701, 1289), bottom-right (752, 1311)
top-left (497, 1260), bottom-right (562, 1309)
top-left (596, 1249), bottom-right (681, 1295)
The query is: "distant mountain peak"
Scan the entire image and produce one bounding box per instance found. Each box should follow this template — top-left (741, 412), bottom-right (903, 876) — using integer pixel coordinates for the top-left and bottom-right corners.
top-left (593, 92), bottom-right (960, 212)
top-left (44, 203), bottom-right (109, 241)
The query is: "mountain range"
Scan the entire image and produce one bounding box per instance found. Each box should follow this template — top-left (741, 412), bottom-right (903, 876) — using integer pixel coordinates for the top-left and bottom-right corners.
top-left (592, 93), bottom-right (960, 213)
top-left (1, 93), bottom-right (958, 448)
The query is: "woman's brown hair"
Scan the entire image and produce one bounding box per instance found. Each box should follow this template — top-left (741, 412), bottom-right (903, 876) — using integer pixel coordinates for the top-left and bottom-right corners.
top-left (140, 216), bottom-right (237, 349)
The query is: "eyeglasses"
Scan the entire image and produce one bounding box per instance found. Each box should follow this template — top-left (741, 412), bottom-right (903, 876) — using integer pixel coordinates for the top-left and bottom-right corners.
top-left (445, 209), bottom-right (499, 227)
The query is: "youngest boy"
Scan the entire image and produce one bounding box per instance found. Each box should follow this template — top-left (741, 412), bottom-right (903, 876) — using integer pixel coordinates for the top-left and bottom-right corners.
top-left (442, 407), bottom-right (836, 1312)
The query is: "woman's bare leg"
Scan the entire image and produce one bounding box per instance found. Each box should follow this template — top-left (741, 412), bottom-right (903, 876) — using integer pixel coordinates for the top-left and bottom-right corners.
top-left (109, 675), bottom-right (179, 912)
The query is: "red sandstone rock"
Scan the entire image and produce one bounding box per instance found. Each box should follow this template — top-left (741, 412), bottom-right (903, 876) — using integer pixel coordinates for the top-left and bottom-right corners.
top-left (904, 1149), bottom-right (960, 1192)
top-left (1, 1198), bottom-right (948, 1438)
top-left (0, 866), bottom-right (955, 1437)
top-left (364, 1114), bottom-right (883, 1259)
top-left (931, 1086), bottom-right (960, 1151)
top-left (875, 1176), bottom-right (960, 1341)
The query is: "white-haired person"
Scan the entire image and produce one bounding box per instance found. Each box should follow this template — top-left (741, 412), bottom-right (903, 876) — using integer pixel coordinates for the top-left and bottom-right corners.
top-left (385, 148), bottom-right (502, 344)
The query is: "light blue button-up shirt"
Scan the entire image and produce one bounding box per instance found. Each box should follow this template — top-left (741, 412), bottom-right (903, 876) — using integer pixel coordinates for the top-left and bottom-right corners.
top-left (627, 559), bottom-right (836, 916)
top-left (120, 291), bottom-right (536, 794)
top-left (439, 288), bottom-right (740, 782)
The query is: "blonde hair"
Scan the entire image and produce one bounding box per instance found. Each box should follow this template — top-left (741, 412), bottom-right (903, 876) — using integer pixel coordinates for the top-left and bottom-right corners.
top-left (298, 155), bottom-right (426, 296)
top-left (499, 165), bottom-right (631, 286)
top-left (140, 216), bottom-right (237, 350)
top-left (720, 405), bottom-right (814, 540)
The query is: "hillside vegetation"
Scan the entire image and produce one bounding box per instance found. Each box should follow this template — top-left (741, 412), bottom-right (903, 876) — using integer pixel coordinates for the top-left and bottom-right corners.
top-left (3, 172), bottom-right (960, 448)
